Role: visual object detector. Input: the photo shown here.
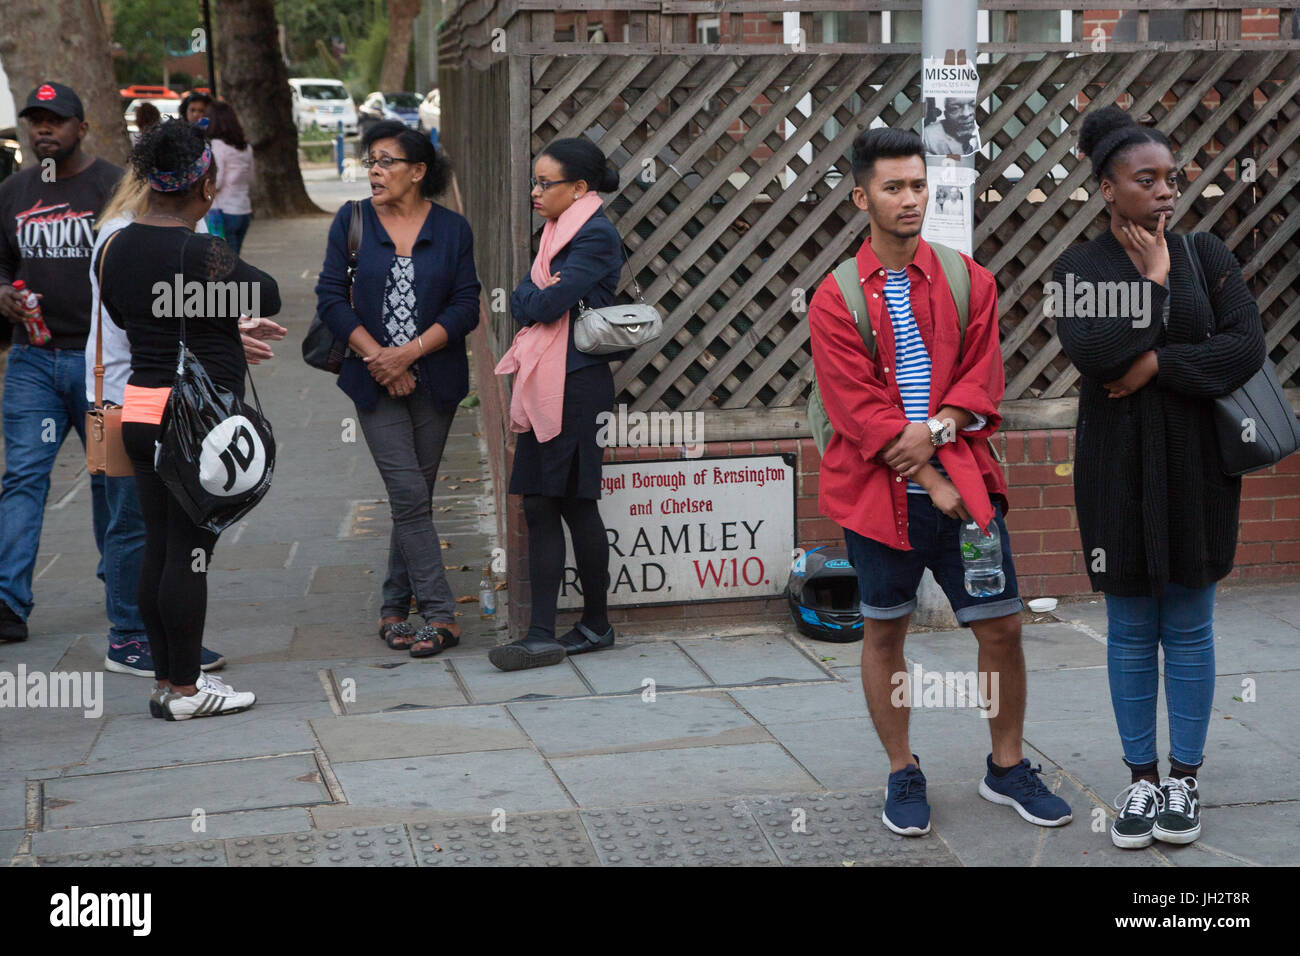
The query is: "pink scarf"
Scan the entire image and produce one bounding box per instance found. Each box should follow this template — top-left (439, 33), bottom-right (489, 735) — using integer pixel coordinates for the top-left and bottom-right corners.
top-left (494, 192), bottom-right (604, 443)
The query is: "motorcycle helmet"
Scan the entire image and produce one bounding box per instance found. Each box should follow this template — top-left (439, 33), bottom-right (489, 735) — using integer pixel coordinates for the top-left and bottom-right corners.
top-left (787, 546), bottom-right (863, 642)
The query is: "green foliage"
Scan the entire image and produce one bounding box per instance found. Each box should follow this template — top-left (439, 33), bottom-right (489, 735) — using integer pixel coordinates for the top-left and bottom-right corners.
top-left (109, 0), bottom-right (208, 83)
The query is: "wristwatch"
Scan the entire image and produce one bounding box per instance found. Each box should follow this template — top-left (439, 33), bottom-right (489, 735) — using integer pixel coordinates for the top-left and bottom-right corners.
top-left (925, 417), bottom-right (947, 447)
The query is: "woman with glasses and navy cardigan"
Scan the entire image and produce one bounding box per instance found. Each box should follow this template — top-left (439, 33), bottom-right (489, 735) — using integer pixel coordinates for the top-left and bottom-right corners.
top-left (489, 138), bottom-right (626, 672)
top-left (316, 120), bottom-right (481, 659)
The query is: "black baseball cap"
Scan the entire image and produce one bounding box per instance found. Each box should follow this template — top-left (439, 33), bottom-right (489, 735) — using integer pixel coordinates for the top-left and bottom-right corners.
top-left (19, 82), bottom-right (85, 121)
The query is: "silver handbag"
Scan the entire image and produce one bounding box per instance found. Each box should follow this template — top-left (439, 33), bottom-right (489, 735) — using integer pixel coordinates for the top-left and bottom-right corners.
top-left (572, 241), bottom-right (663, 354)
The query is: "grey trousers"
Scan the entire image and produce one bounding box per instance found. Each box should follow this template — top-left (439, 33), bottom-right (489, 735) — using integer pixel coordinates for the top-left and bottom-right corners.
top-left (356, 389), bottom-right (457, 624)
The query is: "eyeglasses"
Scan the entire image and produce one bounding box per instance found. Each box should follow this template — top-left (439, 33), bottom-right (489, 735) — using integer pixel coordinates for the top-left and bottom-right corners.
top-left (361, 156), bottom-right (415, 170)
top-left (530, 177), bottom-right (577, 191)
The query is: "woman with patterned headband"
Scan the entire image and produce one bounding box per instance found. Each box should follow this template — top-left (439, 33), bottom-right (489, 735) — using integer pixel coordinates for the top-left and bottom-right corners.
top-left (95, 120), bottom-right (282, 721)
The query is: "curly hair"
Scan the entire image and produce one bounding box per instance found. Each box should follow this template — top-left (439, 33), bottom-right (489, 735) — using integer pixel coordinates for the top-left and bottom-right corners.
top-left (1078, 105), bottom-right (1173, 183)
top-left (360, 120), bottom-right (452, 198)
top-left (130, 118), bottom-right (214, 198)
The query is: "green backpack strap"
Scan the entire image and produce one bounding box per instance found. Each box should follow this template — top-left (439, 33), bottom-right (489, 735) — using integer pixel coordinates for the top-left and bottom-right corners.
top-left (928, 241), bottom-right (970, 348)
top-left (831, 258), bottom-right (874, 358)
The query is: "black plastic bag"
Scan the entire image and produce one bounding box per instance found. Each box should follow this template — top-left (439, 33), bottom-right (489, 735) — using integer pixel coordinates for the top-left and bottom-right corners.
top-left (156, 342), bottom-right (275, 535)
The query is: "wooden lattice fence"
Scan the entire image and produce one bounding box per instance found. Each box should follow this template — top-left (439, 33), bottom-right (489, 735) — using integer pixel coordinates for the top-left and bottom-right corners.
top-left (440, 2), bottom-right (1300, 439)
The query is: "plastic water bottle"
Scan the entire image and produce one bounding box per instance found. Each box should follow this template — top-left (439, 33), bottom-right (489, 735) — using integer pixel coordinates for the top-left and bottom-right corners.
top-left (479, 567), bottom-right (497, 616)
top-left (961, 521), bottom-right (1005, 597)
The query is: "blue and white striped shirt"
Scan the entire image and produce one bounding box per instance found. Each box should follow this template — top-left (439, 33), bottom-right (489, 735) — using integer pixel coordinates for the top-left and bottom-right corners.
top-left (883, 268), bottom-right (943, 493)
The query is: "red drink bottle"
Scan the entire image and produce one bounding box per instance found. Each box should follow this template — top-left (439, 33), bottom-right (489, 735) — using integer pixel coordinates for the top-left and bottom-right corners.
top-left (11, 281), bottom-right (52, 346)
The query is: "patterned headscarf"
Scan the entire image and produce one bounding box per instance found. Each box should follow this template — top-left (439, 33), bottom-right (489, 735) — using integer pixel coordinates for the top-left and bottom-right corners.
top-left (147, 142), bottom-right (212, 192)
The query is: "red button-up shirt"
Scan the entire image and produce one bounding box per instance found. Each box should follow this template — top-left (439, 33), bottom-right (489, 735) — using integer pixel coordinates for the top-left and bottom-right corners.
top-left (808, 236), bottom-right (1009, 549)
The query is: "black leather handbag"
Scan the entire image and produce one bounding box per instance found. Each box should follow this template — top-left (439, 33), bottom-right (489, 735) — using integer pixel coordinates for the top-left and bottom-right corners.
top-left (302, 200), bottom-right (362, 373)
top-left (1182, 234), bottom-right (1300, 476)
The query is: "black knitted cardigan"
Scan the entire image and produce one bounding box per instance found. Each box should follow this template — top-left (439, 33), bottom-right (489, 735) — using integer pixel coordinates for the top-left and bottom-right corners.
top-left (1054, 229), bottom-right (1266, 597)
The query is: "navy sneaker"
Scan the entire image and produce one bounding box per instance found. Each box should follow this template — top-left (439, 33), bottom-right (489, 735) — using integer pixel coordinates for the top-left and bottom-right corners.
top-left (979, 755), bottom-right (1073, 826)
top-left (199, 646), bottom-right (227, 672)
top-left (104, 640), bottom-right (155, 677)
top-left (883, 755), bottom-right (931, 836)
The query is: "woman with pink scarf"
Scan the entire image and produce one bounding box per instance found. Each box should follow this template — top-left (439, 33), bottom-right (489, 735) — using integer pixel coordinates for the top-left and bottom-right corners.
top-left (491, 139), bottom-right (626, 671)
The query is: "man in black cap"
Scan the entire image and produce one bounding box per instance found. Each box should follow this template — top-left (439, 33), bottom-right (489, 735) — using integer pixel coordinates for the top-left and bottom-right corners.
top-left (0, 83), bottom-right (141, 658)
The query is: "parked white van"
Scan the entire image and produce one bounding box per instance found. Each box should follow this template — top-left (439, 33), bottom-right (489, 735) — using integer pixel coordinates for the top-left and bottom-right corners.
top-left (289, 78), bottom-right (358, 135)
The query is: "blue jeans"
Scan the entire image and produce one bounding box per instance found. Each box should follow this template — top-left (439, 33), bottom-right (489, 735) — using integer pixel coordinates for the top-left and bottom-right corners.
top-left (1105, 582), bottom-right (1217, 769)
top-left (212, 211), bottom-right (252, 255)
top-left (0, 345), bottom-right (146, 643)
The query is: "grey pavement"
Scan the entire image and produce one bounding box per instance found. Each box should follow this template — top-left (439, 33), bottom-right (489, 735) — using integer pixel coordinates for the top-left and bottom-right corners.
top-left (1, 174), bottom-right (1298, 867)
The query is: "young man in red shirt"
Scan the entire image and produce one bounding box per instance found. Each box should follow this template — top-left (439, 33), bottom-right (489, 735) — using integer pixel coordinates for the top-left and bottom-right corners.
top-left (808, 128), bottom-right (1072, 836)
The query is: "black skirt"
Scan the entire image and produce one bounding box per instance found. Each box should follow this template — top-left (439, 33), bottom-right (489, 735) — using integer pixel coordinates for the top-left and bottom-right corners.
top-left (509, 363), bottom-right (615, 499)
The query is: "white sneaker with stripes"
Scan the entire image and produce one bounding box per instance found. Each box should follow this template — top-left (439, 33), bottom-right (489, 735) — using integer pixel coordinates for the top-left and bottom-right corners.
top-left (163, 673), bottom-right (256, 721)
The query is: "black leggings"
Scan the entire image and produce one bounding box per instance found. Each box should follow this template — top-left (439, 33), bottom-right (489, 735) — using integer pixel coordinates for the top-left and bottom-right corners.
top-left (122, 421), bottom-right (218, 685)
top-left (523, 494), bottom-right (610, 640)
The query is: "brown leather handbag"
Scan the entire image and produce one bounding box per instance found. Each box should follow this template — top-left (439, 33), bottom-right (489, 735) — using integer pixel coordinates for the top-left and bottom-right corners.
top-left (86, 231), bottom-right (134, 477)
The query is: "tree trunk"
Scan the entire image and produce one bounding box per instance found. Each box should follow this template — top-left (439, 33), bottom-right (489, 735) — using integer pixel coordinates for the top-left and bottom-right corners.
top-left (0, 0), bottom-right (129, 168)
top-left (380, 0), bottom-right (423, 91)
top-left (214, 0), bottom-right (323, 217)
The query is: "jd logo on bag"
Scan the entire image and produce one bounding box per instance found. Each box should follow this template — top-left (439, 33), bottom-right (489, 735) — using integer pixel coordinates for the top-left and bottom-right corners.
top-left (157, 344), bottom-right (276, 535)
top-left (199, 416), bottom-right (267, 496)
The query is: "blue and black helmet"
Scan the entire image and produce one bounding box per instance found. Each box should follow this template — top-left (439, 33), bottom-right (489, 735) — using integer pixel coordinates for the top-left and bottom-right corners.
top-left (787, 546), bottom-right (863, 643)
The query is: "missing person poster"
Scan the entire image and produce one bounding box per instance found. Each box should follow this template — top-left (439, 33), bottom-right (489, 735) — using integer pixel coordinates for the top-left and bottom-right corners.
top-left (922, 56), bottom-right (981, 157)
top-left (923, 162), bottom-right (976, 256)
top-left (557, 454), bottom-right (797, 609)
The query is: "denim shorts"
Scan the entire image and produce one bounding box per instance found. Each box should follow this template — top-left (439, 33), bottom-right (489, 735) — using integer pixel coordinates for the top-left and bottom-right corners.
top-left (844, 494), bottom-right (1023, 627)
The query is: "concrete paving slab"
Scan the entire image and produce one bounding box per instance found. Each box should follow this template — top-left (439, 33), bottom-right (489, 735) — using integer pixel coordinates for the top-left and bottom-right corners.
top-left (42, 753), bottom-right (331, 828)
top-left (330, 748), bottom-right (573, 816)
top-left (0, 709), bottom-right (102, 773)
top-left (31, 808), bottom-right (313, 856)
top-left (67, 707), bottom-right (321, 776)
top-left (728, 677), bottom-right (869, 725)
top-left (677, 633), bottom-right (831, 685)
top-left (411, 812), bottom-right (599, 866)
top-left (761, 717), bottom-right (883, 791)
top-left (1212, 671), bottom-right (1300, 754)
top-left (191, 624), bottom-right (296, 662)
top-left (0, 776), bottom-right (27, 830)
top-left (452, 653), bottom-right (590, 704)
top-left (906, 622), bottom-right (1107, 673)
top-left (210, 542), bottom-right (296, 571)
top-left (307, 564), bottom-right (385, 595)
top-left (745, 790), bottom-right (961, 866)
top-left (582, 800), bottom-right (778, 866)
top-left (1022, 713), bottom-right (1300, 807)
top-left (226, 825), bottom-right (414, 866)
top-left (551, 742), bottom-right (820, 807)
top-left (508, 692), bottom-right (769, 757)
top-left (1162, 800), bottom-right (1300, 867)
top-left (311, 705), bottom-right (527, 762)
top-left (1236, 584), bottom-right (1300, 631)
top-left (0, 828), bottom-right (24, 863)
top-left (329, 658), bottom-right (468, 714)
top-left (569, 641), bottom-right (713, 694)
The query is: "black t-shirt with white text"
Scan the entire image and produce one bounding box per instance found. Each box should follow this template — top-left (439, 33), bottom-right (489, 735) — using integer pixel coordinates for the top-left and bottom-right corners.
top-left (0, 157), bottom-right (124, 348)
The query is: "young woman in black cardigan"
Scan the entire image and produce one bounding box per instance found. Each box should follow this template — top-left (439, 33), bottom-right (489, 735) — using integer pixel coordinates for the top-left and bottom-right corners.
top-left (1054, 106), bottom-right (1265, 850)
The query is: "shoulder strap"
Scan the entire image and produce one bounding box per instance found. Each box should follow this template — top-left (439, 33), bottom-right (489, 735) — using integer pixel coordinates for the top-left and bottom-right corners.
top-left (928, 241), bottom-right (970, 349)
top-left (93, 230), bottom-right (123, 409)
top-left (1180, 232), bottom-right (1210, 302)
top-left (831, 258), bottom-right (874, 357)
top-left (346, 200), bottom-right (363, 275)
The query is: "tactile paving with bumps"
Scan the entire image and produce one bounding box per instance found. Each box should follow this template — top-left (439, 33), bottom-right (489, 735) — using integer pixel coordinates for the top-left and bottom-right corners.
top-left (410, 812), bottom-right (597, 866)
top-left (581, 801), bottom-right (780, 866)
top-left (37, 841), bottom-right (228, 867)
top-left (225, 827), bottom-right (415, 866)
top-left (745, 790), bottom-right (961, 866)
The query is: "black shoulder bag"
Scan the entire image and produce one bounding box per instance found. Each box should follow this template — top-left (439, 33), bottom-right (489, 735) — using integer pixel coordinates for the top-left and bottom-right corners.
top-left (302, 200), bottom-right (362, 373)
top-left (1182, 233), bottom-right (1300, 476)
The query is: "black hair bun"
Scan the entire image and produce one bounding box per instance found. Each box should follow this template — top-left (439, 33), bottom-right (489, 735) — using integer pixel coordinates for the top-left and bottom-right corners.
top-left (599, 165), bottom-right (620, 192)
top-left (1079, 105), bottom-right (1135, 161)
